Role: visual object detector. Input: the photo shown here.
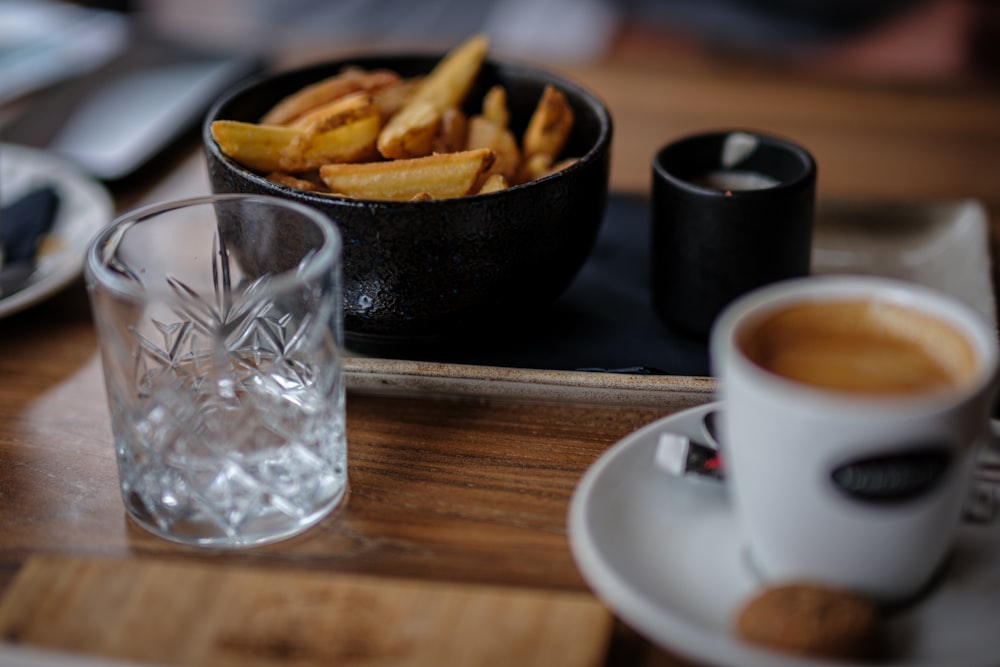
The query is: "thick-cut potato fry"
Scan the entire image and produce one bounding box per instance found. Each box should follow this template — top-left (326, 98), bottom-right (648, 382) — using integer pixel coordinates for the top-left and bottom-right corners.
top-left (548, 156), bottom-right (579, 175)
top-left (211, 120), bottom-right (300, 173)
top-left (376, 99), bottom-right (442, 159)
top-left (279, 111), bottom-right (381, 171)
top-left (408, 34), bottom-right (489, 111)
top-left (319, 148), bottom-right (495, 200)
top-left (515, 152), bottom-right (553, 185)
top-left (288, 91), bottom-right (377, 131)
top-left (211, 110), bottom-right (381, 173)
top-left (261, 68), bottom-right (400, 125)
top-left (466, 115), bottom-right (519, 182)
top-left (377, 34), bottom-right (488, 158)
top-left (481, 85), bottom-right (509, 128)
top-left (477, 173), bottom-right (508, 194)
top-left (522, 84), bottom-right (574, 160)
top-left (279, 94), bottom-right (381, 170)
top-left (266, 171), bottom-right (324, 191)
top-left (432, 107), bottom-right (468, 154)
top-left (514, 154), bottom-right (579, 184)
top-left (373, 78), bottom-right (421, 120)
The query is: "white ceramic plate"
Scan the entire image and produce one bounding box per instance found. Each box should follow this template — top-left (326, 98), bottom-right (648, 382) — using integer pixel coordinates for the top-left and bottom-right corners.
top-left (0, 143), bottom-right (114, 318)
top-left (568, 403), bottom-right (1000, 667)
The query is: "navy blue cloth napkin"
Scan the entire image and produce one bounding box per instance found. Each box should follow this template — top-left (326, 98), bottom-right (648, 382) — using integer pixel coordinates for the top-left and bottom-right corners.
top-left (1, 186), bottom-right (61, 293)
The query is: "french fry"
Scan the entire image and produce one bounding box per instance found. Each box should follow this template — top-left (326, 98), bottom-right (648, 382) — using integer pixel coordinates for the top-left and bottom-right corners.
top-left (261, 67), bottom-right (400, 125)
top-left (477, 173), bottom-right (508, 194)
top-left (319, 148), bottom-right (495, 200)
top-left (211, 120), bottom-right (300, 173)
top-left (432, 107), bottom-right (468, 154)
top-left (279, 111), bottom-right (382, 171)
top-left (408, 33), bottom-right (489, 111)
top-left (211, 109), bottom-right (381, 173)
top-left (481, 85), bottom-right (509, 128)
top-left (514, 155), bottom-right (580, 184)
top-left (373, 77), bottom-right (421, 120)
top-left (287, 91), bottom-right (377, 131)
top-left (465, 115), bottom-right (519, 182)
top-left (377, 34), bottom-right (488, 158)
top-left (522, 84), bottom-right (574, 161)
top-left (266, 171), bottom-right (325, 192)
top-left (279, 94), bottom-right (382, 170)
top-left (376, 100), bottom-right (442, 160)
top-left (548, 156), bottom-right (579, 175)
top-left (515, 152), bottom-right (553, 185)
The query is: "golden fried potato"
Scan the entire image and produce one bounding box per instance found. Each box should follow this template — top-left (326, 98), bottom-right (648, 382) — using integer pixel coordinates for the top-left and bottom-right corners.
top-left (466, 115), bottom-right (519, 182)
top-left (432, 107), bottom-right (468, 154)
top-left (373, 78), bottom-right (421, 120)
top-left (377, 34), bottom-right (488, 158)
top-left (477, 173), bottom-right (508, 194)
top-left (279, 111), bottom-right (381, 171)
top-left (261, 67), bottom-right (400, 125)
top-left (376, 99), bottom-right (443, 159)
top-left (211, 109), bottom-right (381, 173)
top-left (319, 148), bottom-right (495, 200)
top-left (287, 91), bottom-right (377, 131)
top-left (514, 154), bottom-right (580, 184)
top-left (522, 84), bottom-right (574, 160)
top-left (408, 33), bottom-right (489, 111)
top-left (265, 171), bottom-right (325, 191)
top-left (481, 85), bottom-right (509, 128)
top-left (515, 152), bottom-right (553, 185)
top-left (548, 156), bottom-right (579, 175)
top-left (211, 121), bottom-right (300, 173)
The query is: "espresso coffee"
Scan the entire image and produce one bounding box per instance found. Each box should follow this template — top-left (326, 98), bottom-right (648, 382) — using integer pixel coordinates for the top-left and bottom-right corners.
top-left (738, 299), bottom-right (977, 395)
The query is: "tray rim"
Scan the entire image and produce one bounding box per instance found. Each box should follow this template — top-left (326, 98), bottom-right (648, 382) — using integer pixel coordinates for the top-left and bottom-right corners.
top-left (345, 356), bottom-right (718, 408)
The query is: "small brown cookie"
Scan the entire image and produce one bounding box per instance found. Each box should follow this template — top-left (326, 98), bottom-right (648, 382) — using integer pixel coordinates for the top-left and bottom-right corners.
top-left (735, 582), bottom-right (881, 660)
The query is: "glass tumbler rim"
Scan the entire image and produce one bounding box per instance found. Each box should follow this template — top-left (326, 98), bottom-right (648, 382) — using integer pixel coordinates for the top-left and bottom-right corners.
top-left (85, 193), bottom-right (341, 301)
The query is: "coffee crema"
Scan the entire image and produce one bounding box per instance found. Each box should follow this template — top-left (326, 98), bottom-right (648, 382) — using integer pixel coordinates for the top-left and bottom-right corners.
top-left (738, 299), bottom-right (977, 395)
top-left (690, 169), bottom-right (779, 192)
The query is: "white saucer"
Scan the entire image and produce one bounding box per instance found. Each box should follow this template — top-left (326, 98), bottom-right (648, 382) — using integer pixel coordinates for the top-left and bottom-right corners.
top-left (568, 402), bottom-right (1000, 667)
top-left (0, 143), bottom-right (113, 319)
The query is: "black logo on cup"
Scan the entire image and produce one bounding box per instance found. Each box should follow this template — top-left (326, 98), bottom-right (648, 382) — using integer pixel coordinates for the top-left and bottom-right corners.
top-left (830, 446), bottom-right (952, 504)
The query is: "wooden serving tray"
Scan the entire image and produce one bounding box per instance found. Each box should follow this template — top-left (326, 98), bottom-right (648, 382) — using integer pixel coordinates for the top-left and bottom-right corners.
top-left (0, 556), bottom-right (612, 667)
top-left (345, 195), bottom-right (994, 407)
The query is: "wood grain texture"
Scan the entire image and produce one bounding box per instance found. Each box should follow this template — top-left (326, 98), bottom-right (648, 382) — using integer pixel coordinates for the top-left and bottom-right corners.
top-left (0, 556), bottom-right (612, 667)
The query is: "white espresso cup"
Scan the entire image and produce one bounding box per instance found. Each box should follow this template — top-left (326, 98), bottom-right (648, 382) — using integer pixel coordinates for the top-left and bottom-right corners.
top-left (711, 275), bottom-right (999, 602)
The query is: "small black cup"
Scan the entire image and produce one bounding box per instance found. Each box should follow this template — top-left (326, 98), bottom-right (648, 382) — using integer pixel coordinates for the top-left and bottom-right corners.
top-left (651, 130), bottom-right (816, 338)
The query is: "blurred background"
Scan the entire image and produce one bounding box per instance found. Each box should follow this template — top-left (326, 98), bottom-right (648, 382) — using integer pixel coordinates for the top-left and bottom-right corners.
top-left (4, 0), bottom-right (999, 87)
top-left (186, 0), bottom-right (999, 81)
top-left (142, 0), bottom-right (998, 79)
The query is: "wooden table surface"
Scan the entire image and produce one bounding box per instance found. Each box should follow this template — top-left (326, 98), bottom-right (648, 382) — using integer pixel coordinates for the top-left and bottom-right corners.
top-left (2, 35), bottom-right (1000, 667)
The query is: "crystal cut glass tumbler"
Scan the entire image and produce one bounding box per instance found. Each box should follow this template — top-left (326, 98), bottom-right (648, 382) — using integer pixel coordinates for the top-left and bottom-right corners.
top-left (86, 195), bottom-right (347, 548)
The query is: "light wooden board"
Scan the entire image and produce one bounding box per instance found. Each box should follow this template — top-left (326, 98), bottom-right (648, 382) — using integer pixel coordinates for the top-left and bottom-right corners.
top-left (0, 556), bottom-right (613, 667)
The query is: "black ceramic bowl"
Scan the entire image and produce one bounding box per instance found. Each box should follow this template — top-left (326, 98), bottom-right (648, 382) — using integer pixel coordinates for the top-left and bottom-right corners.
top-left (203, 53), bottom-right (612, 354)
